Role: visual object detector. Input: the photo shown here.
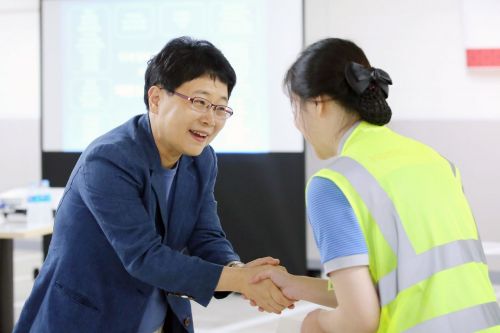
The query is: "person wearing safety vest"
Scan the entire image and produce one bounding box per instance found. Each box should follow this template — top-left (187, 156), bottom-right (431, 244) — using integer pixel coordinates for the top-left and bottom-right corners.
top-left (251, 38), bottom-right (500, 332)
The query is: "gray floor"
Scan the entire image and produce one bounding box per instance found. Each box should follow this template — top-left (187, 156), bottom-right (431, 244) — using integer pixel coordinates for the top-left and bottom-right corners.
top-left (12, 239), bottom-right (500, 333)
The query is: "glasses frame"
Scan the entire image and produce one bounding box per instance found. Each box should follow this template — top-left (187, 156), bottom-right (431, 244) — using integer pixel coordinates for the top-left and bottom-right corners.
top-left (172, 91), bottom-right (234, 119)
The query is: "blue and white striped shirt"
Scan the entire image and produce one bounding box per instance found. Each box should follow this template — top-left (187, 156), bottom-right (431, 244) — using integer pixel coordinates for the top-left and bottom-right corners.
top-left (306, 176), bottom-right (369, 274)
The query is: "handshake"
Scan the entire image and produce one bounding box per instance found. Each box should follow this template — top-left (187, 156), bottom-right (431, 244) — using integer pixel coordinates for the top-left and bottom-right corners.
top-left (216, 257), bottom-right (379, 333)
top-left (217, 256), bottom-right (299, 315)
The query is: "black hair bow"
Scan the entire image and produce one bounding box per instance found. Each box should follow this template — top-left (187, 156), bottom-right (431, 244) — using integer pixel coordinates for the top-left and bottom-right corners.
top-left (345, 62), bottom-right (392, 98)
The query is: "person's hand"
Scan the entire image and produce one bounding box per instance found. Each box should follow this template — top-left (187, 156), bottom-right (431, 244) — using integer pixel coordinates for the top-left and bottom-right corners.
top-left (245, 266), bottom-right (296, 311)
top-left (301, 309), bottom-right (328, 333)
top-left (239, 265), bottom-right (295, 314)
top-left (250, 266), bottom-right (299, 301)
top-left (240, 256), bottom-right (290, 308)
top-left (244, 256), bottom-right (281, 268)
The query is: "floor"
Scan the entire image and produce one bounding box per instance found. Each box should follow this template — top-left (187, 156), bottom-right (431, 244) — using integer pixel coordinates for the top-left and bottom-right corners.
top-left (12, 239), bottom-right (500, 333)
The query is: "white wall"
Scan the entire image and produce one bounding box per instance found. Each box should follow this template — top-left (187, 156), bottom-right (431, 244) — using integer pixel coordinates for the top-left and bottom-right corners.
top-left (0, 0), bottom-right (498, 269)
top-left (0, 0), bottom-right (40, 192)
top-left (305, 0), bottom-right (500, 121)
top-left (305, 0), bottom-right (500, 268)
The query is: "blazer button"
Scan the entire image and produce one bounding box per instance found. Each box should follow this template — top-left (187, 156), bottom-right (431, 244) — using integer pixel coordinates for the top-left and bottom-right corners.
top-left (183, 316), bottom-right (191, 327)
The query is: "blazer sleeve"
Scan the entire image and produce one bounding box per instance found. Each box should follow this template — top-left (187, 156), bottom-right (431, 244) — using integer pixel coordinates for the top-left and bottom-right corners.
top-left (78, 144), bottom-right (223, 306)
top-left (187, 147), bottom-right (240, 265)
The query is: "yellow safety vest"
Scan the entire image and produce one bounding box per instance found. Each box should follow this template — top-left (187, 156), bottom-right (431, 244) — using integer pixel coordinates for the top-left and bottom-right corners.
top-left (312, 121), bottom-right (500, 332)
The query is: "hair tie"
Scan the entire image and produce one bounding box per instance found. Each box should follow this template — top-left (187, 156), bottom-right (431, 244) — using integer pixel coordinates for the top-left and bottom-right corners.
top-left (345, 62), bottom-right (392, 98)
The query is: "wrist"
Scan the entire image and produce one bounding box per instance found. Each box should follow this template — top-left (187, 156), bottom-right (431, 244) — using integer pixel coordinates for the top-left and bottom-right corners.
top-left (286, 274), bottom-right (303, 300)
top-left (216, 266), bottom-right (246, 294)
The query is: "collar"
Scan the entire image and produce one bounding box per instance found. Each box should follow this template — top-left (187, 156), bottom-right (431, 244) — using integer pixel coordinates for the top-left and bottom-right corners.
top-left (337, 121), bottom-right (361, 154)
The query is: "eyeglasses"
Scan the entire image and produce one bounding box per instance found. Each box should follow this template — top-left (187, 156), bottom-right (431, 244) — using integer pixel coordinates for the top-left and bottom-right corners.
top-left (172, 91), bottom-right (234, 120)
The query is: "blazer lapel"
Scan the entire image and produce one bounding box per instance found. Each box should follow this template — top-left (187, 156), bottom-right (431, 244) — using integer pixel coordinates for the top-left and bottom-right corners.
top-left (138, 113), bottom-right (198, 248)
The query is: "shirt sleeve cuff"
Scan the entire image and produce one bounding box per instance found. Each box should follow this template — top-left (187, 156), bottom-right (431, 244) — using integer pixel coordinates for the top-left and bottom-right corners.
top-left (323, 254), bottom-right (369, 274)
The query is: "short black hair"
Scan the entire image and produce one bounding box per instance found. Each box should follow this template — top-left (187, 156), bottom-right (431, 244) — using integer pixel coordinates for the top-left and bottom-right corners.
top-left (144, 36), bottom-right (237, 110)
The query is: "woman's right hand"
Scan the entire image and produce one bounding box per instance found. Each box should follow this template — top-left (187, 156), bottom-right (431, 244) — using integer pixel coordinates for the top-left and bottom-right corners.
top-left (240, 265), bottom-right (295, 314)
top-left (250, 267), bottom-right (299, 303)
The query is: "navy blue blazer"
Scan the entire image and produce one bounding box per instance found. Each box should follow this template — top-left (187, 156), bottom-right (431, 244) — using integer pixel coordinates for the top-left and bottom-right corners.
top-left (14, 114), bottom-right (239, 333)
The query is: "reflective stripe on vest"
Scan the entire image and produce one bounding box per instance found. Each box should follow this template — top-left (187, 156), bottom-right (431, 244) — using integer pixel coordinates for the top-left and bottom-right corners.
top-left (328, 156), bottom-right (487, 305)
top-left (324, 155), bottom-right (500, 332)
top-left (405, 302), bottom-right (500, 333)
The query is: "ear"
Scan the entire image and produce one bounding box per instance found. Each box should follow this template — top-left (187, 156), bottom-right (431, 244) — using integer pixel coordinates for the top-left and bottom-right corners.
top-left (313, 95), bottom-right (328, 117)
top-left (148, 86), bottom-right (161, 114)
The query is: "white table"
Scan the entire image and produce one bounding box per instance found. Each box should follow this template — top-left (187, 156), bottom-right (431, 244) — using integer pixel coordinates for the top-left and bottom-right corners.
top-left (0, 187), bottom-right (63, 333)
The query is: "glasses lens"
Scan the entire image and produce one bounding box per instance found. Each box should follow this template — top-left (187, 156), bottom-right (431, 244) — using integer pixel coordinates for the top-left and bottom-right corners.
top-left (214, 106), bottom-right (232, 119)
top-left (191, 97), bottom-right (210, 111)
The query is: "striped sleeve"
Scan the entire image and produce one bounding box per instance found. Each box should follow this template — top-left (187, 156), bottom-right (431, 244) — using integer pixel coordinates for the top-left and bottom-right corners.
top-left (306, 176), bottom-right (369, 274)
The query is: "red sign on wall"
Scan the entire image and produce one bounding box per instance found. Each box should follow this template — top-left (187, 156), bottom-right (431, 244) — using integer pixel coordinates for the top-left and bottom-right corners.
top-left (462, 0), bottom-right (500, 68)
top-left (466, 49), bottom-right (500, 67)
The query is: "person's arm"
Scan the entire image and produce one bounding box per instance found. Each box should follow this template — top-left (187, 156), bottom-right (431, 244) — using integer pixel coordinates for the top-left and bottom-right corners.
top-left (251, 269), bottom-right (336, 307)
top-left (300, 176), bottom-right (378, 332)
top-left (80, 145), bottom-right (291, 313)
top-left (255, 176), bottom-right (380, 330)
top-left (251, 266), bottom-right (379, 332)
top-left (80, 145), bottom-right (224, 306)
top-left (251, 176), bottom-right (368, 307)
top-left (302, 266), bottom-right (380, 333)
top-left (184, 148), bottom-right (295, 312)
